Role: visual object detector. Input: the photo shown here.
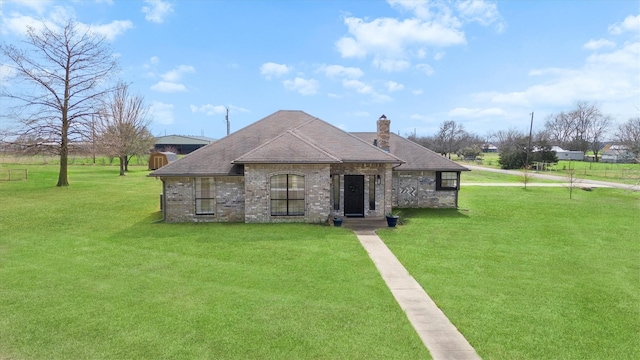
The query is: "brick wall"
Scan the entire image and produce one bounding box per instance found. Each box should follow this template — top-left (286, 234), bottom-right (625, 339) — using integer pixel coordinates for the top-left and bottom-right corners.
top-left (392, 171), bottom-right (458, 208)
top-left (162, 176), bottom-right (245, 222)
top-left (244, 164), bottom-right (330, 223)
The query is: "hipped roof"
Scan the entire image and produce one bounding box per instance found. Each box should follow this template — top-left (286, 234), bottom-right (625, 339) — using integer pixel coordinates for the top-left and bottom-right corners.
top-left (150, 110), bottom-right (403, 177)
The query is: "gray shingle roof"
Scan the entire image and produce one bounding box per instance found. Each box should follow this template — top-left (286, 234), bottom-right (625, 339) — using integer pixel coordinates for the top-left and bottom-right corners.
top-left (149, 110), bottom-right (402, 177)
top-left (351, 132), bottom-right (469, 171)
top-left (149, 110), bottom-right (467, 177)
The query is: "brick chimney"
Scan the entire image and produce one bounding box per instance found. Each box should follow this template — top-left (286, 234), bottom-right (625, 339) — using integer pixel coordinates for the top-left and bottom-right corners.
top-left (377, 114), bottom-right (390, 152)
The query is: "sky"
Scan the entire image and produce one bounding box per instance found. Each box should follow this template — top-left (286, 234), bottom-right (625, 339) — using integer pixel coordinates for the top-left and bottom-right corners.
top-left (1, 0), bottom-right (639, 141)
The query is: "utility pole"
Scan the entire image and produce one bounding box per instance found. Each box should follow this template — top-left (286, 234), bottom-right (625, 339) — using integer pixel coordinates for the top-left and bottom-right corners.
top-left (523, 112), bottom-right (534, 189)
top-left (225, 107), bottom-right (230, 136)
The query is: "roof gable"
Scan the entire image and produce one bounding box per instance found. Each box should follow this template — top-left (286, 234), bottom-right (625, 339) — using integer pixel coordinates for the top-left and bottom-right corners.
top-left (233, 130), bottom-right (341, 164)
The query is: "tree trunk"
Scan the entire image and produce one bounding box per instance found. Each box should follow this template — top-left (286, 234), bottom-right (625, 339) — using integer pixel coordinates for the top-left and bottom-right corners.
top-left (125, 156), bottom-right (130, 172)
top-left (57, 145), bottom-right (69, 186)
top-left (119, 155), bottom-right (125, 176)
top-left (56, 118), bottom-right (70, 186)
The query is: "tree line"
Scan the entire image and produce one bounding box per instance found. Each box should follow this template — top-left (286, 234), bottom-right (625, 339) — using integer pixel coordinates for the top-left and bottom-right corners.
top-left (1, 19), bottom-right (154, 185)
top-left (408, 102), bottom-right (640, 170)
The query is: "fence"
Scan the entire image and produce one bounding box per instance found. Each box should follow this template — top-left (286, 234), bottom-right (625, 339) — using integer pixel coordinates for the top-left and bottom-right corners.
top-left (0, 168), bottom-right (28, 181)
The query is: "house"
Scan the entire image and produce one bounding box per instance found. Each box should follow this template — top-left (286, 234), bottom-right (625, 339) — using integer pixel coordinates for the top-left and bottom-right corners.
top-left (149, 110), bottom-right (469, 223)
top-left (148, 151), bottom-right (178, 170)
top-left (154, 135), bottom-right (216, 154)
top-left (550, 146), bottom-right (584, 161)
top-left (482, 143), bottom-right (498, 153)
top-left (601, 144), bottom-right (635, 163)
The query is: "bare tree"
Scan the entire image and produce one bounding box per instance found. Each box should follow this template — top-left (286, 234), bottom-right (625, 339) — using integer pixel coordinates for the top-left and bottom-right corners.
top-left (586, 113), bottom-right (611, 162)
top-left (544, 102), bottom-right (612, 159)
top-left (1, 19), bottom-right (118, 186)
top-left (615, 117), bottom-right (640, 162)
top-left (436, 120), bottom-right (466, 158)
top-left (96, 83), bottom-right (155, 176)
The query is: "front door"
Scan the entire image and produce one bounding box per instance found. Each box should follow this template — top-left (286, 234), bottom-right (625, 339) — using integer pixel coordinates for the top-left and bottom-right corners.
top-left (344, 175), bottom-right (364, 217)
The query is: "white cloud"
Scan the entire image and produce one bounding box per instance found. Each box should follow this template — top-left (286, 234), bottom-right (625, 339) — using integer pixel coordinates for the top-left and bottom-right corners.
top-left (336, 16), bottom-right (466, 59)
top-left (434, 52), bottom-right (445, 60)
top-left (190, 104), bottom-right (226, 115)
top-left (1, 11), bottom-right (61, 36)
top-left (583, 39), bottom-right (616, 50)
top-left (161, 65), bottom-right (195, 82)
top-left (260, 62), bottom-right (291, 79)
top-left (342, 79), bottom-right (392, 103)
top-left (317, 64), bottom-right (363, 79)
top-left (336, 0), bottom-right (505, 72)
top-left (150, 65), bottom-right (194, 92)
top-left (412, 89), bottom-right (424, 95)
top-left (142, 0), bottom-right (173, 24)
top-left (8, 0), bottom-right (52, 14)
top-left (373, 58), bottom-right (411, 72)
top-left (456, 0), bottom-right (506, 32)
top-left (448, 107), bottom-right (507, 118)
top-left (1, 7), bottom-right (131, 41)
top-left (473, 41), bottom-right (640, 108)
top-left (386, 81), bottom-right (405, 92)
top-left (608, 14), bottom-right (640, 35)
top-left (151, 81), bottom-right (187, 92)
top-left (283, 77), bottom-right (319, 95)
top-left (343, 79), bottom-right (373, 94)
top-left (416, 63), bottom-right (435, 75)
top-left (80, 20), bottom-right (133, 41)
top-left (150, 101), bottom-right (174, 125)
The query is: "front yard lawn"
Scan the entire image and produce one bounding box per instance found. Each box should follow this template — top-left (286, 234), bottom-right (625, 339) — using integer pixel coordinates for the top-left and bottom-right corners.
top-left (380, 186), bottom-right (640, 359)
top-left (0, 165), bottom-right (427, 359)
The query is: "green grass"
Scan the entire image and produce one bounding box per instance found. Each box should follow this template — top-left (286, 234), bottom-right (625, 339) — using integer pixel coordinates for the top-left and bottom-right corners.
top-left (3, 164), bottom-right (639, 359)
top-left (556, 160), bottom-right (639, 185)
top-left (0, 165), bottom-right (428, 359)
top-left (380, 187), bottom-right (640, 359)
top-left (458, 153), bottom-right (640, 185)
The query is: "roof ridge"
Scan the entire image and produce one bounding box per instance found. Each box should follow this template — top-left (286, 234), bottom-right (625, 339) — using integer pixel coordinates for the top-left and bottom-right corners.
top-left (286, 130), bottom-right (342, 162)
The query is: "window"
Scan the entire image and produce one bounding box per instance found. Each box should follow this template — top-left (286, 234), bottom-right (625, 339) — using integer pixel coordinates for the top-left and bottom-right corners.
top-left (436, 171), bottom-right (459, 190)
top-left (332, 175), bottom-right (340, 210)
top-left (270, 174), bottom-right (305, 216)
top-left (369, 175), bottom-right (376, 210)
top-left (195, 178), bottom-right (215, 215)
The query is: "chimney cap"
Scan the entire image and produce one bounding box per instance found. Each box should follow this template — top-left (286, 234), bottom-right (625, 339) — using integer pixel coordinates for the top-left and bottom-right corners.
top-left (379, 114), bottom-right (387, 120)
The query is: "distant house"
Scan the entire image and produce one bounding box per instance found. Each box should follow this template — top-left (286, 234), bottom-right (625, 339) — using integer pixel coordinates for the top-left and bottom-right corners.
top-left (154, 135), bottom-right (215, 154)
top-left (482, 144), bottom-right (498, 153)
top-left (148, 151), bottom-right (177, 170)
top-left (149, 110), bottom-right (469, 223)
top-left (551, 146), bottom-right (584, 161)
top-left (601, 144), bottom-right (635, 163)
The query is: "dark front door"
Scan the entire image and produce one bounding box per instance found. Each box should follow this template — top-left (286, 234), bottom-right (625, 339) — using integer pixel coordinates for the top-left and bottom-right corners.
top-left (344, 175), bottom-right (364, 217)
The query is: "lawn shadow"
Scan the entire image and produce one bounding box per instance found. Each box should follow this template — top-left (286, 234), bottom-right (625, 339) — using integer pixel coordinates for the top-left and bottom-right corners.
top-left (396, 208), bottom-right (470, 226)
top-left (114, 211), bottom-right (344, 243)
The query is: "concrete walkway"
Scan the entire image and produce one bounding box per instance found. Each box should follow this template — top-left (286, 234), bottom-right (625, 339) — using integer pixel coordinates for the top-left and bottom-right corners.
top-left (344, 219), bottom-right (480, 360)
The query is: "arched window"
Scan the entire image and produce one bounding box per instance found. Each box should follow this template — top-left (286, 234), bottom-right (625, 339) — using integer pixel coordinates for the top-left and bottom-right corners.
top-left (270, 174), bottom-right (305, 216)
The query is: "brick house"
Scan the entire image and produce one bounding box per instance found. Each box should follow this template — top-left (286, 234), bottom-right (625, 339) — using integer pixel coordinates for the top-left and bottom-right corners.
top-left (150, 110), bottom-right (469, 223)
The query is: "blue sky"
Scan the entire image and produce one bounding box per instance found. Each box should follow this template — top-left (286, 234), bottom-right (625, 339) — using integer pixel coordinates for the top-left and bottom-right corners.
top-left (1, 0), bottom-right (639, 140)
